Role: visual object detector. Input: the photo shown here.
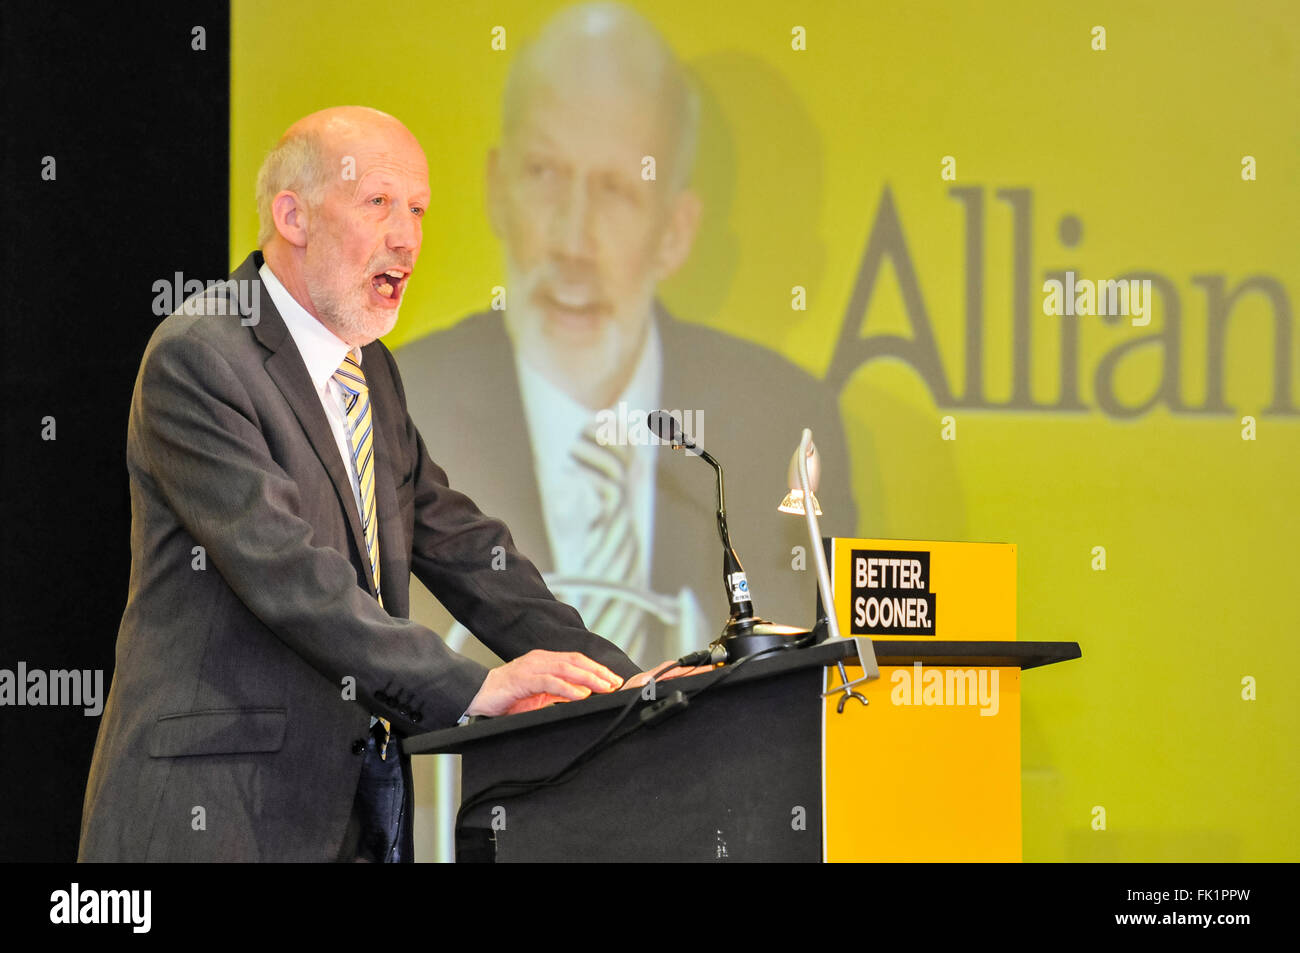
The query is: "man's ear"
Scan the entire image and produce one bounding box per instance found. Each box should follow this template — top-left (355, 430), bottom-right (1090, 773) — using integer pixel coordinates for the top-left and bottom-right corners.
top-left (272, 190), bottom-right (310, 248)
top-left (653, 189), bottom-right (702, 279)
top-left (485, 148), bottom-right (507, 238)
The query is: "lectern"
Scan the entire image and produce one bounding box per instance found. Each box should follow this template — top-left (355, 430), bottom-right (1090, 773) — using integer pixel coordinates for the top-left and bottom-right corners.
top-left (405, 637), bottom-right (1080, 862)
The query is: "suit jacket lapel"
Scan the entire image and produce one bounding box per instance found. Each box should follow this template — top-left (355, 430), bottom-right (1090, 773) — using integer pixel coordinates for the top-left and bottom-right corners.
top-left (475, 315), bottom-right (553, 570)
top-left (238, 252), bottom-right (377, 599)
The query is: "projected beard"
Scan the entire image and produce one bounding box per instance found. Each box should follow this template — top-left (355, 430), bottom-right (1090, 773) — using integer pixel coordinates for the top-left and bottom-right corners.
top-left (504, 253), bottom-right (654, 409)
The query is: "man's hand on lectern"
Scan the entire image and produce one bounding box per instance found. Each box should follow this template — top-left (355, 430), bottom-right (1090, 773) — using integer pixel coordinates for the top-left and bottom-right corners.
top-left (466, 649), bottom-right (624, 717)
top-left (498, 662), bottom-right (713, 713)
top-left (623, 661), bottom-right (715, 691)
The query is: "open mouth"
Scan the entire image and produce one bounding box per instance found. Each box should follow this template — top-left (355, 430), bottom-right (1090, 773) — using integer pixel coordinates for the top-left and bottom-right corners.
top-left (371, 268), bottom-right (409, 303)
top-left (539, 286), bottom-right (607, 324)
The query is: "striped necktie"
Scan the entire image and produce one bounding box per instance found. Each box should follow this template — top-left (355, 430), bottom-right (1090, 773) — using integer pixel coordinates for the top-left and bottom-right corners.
top-left (571, 423), bottom-right (645, 656)
top-left (332, 353), bottom-right (391, 758)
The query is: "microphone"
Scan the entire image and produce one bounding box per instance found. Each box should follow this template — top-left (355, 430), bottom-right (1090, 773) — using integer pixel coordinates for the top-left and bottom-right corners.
top-left (648, 411), bottom-right (809, 662)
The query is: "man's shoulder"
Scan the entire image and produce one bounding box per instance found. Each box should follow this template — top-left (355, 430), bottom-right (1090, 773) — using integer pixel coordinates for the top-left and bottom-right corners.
top-left (390, 305), bottom-right (836, 417)
top-left (142, 279), bottom-right (264, 376)
top-left (655, 308), bottom-right (836, 428)
top-left (657, 309), bottom-right (822, 387)
top-left (390, 311), bottom-right (514, 416)
top-left (394, 310), bottom-right (507, 366)
top-left (395, 307), bottom-right (816, 379)
top-left (140, 252), bottom-right (292, 385)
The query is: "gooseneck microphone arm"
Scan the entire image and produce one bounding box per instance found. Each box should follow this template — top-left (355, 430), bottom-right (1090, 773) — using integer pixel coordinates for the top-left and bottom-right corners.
top-left (648, 410), bottom-right (817, 663)
top-left (690, 446), bottom-right (734, 565)
top-left (697, 446), bottom-right (727, 548)
top-left (647, 412), bottom-right (754, 626)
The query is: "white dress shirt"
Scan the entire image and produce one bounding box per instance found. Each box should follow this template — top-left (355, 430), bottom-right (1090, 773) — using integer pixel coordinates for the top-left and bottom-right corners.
top-left (515, 320), bottom-right (662, 589)
top-left (259, 262), bottom-right (367, 521)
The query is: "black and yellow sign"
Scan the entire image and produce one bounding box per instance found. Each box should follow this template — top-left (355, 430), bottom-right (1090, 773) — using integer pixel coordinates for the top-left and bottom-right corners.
top-left (848, 549), bottom-right (937, 635)
top-left (828, 538), bottom-right (1016, 641)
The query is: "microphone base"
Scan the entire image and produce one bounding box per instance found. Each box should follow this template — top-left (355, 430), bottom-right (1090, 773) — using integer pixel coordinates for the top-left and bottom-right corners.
top-left (712, 618), bottom-right (812, 663)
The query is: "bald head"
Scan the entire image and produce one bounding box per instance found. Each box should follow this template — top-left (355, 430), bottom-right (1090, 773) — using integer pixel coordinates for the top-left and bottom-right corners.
top-left (501, 3), bottom-right (698, 189)
top-left (256, 106), bottom-right (424, 247)
top-left (283, 105), bottom-right (421, 160)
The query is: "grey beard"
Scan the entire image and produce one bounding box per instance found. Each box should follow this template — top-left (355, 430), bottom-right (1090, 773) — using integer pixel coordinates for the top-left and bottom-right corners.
top-left (315, 287), bottom-right (398, 347)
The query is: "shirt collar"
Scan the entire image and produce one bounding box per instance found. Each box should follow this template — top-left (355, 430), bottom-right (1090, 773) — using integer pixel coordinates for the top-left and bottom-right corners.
top-left (515, 315), bottom-right (663, 469)
top-left (259, 261), bottom-right (361, 392)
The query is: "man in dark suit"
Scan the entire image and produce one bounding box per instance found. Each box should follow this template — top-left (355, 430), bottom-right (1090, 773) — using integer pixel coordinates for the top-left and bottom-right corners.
top-left (78, 106), bottom-right (667, 863)
top-left (399, 307), bottom-right (856, 661)
top-left (396, 5), bottom-right (857, 677)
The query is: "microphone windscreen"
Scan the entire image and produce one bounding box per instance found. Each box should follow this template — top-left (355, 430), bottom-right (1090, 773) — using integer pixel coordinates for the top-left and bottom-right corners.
top-left (646, 410), bottom-right (681, 444)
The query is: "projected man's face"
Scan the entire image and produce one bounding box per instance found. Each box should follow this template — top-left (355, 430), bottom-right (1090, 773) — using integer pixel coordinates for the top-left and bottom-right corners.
top-left (489, 85), bottom-right (695, 408)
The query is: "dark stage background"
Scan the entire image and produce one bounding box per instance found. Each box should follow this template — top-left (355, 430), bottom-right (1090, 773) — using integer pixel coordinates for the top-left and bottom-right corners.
top-left (0, 2), bottom-right (231, 862)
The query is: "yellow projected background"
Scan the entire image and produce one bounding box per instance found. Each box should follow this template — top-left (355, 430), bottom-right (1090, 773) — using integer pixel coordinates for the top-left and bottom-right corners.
top-left (231, 0), bottom-right (1299, 860)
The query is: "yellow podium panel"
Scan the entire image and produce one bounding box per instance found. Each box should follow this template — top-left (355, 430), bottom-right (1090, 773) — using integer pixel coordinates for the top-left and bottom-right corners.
top-left (828, 538), bottom-right (1016, 641)
top-left (824, 663), bottom-right (1022, 862)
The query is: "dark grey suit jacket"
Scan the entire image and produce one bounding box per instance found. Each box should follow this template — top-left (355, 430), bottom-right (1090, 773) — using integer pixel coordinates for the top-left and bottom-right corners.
top-left (395, 308), bottom-right (858, 666)
top-left (78, 251), bottom-right (638, 862)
